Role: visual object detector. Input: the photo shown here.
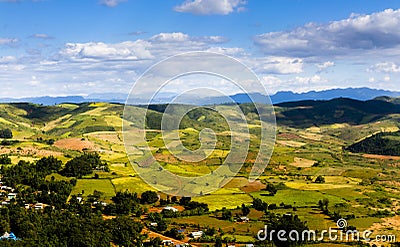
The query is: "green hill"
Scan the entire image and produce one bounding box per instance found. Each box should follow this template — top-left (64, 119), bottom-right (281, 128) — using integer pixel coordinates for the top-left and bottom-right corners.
top-left (345, 131), bottom-right (400, 156)
top-left (275, 98), bottom-right (400, 128)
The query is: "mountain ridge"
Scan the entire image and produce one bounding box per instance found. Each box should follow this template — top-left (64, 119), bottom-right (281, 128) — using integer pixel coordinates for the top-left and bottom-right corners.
top-left (1, 87), bottom-right (400, 105)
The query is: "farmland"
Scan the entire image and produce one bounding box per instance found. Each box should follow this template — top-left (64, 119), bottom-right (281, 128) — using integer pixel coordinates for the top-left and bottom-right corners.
top-left (1, 99), bottom-right (400, 246)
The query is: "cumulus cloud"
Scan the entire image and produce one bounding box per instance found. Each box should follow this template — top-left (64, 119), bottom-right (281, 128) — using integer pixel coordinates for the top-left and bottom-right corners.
top-left (99, 0), bottom-right (126, 7)
top-left (59, 40), bottom-right (153, 61)
top-left (295, 75), bottom-right (325, 84)
top-left (254, 8), bottom-right (400, 57)
top-left (174, 0), bottom-right (247, 15)
top-left (316, 61), bottom-right (334, 71)
top-left (150, 32), bottom-right (190, 43)
top-left (255, 57), bottom-right (303, 74)
top-left (0, 38), bottom-right (18, 46)
top-left (368, 62), bottom-right (400, 73)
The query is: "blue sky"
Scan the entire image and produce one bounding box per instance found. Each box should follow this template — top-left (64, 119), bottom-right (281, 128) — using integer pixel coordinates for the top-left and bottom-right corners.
top-left (1, 0), bottom-right (400, 98)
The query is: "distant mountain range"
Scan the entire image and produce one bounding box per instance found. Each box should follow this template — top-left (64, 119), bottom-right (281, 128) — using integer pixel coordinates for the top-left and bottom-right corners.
top-left (1, 87), bottom-right (400, 105)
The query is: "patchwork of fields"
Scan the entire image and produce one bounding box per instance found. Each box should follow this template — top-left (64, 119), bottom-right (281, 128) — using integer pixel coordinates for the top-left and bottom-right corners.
top-left (1, 101), bottom-right (400, 246)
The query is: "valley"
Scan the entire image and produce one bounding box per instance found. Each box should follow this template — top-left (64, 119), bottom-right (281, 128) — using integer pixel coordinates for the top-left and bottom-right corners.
top-left (1, 98), bottom-right (400, 246)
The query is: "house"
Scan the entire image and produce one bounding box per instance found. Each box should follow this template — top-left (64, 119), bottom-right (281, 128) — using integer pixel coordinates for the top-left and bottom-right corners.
top-left (34, 203), bottom-right (43, 210)
top-left (239, 216), bottom-right (250, 222)
top-left (163, 206), bottom-right (178, 212)
top-left (227, 245), bottom-right (236, 247)
top-left (150, 222), bottom-right (158, 227)
top-left (76, 196), bottom-right (83, 203)
top-left (24, 204), bottom-right (30, 209)
top-left (190, 231), bottom-right (203, 238)
top-left (0, 232), bottom-right (20, 241)
top-left (162, 240), bottom-right (174, 246)
top-left (7, 193), bottom-right (17, 200)
top-left (245, 244), bottom-right (254, 247)
top-left (93, 201), bottom-right (107, 206)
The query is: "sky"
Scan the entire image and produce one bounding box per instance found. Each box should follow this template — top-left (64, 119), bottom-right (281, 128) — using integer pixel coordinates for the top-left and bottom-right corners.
top-left (1, 0), bottom-right (400, 98)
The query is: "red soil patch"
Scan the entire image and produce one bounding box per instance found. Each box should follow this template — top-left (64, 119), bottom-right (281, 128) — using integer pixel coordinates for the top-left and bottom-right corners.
top-left (363, 154), bottom-right (400, 160)
top-left (278, 133), bottom-right (301, 139)
top-left (0, 147), bottom-right (63, 157)
top-left (241, 180), bottom-right (266, 193)
top-left (54, 138), bottom-right (96, 151)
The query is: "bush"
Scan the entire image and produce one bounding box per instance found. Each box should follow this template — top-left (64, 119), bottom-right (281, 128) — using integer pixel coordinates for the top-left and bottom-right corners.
top-left (0, 128), bottom-right (12, 139)
top-left (0, 154), bottom-right (11, 164)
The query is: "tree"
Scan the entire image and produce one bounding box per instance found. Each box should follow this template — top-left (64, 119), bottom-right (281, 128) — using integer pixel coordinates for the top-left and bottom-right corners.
top-left (268, 214), bottom-right (309, 247)
top-left (315, 175), bottom-right (325, 183)
top-left (109, 217), bottom-right (145, 247)
top-left (107, 191), bottom-right (142, 216)
top-left (0, 154), bottom-right (11, 164)
top-left (318, 198), bottom-right (329, 214)
top-left (165, 227), bottom-right (184, 240)
top-left (141, 191), bottom-right (159, 204)
top-left (61, 153), bottom-right (108, 177)
top-left (266, 183), bottom-right (278, 195)
top-left (221, 208), bottom-right (232, 221)
top-left (214, 236), bottom-right (223, 247)
top-left (0, 128), bottom-right (12, 139)
top-left (241, 203), bottom-right (250, 216)
top-left (36, 156), bottom-right (62, 174)
top-left (149, 237), bottom-right (163, 247)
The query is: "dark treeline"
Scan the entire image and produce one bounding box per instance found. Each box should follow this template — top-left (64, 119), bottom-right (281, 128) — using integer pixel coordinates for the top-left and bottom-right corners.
top-left (346, 131), bottom-right (400, 156)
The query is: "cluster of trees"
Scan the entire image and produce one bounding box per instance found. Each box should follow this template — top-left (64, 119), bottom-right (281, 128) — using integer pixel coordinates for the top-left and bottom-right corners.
top-left (61, 153), bottom-right (109, 178)
top-left (0, 157), bottom-right (74, 209)
top-left (0, 128), bottom-right (12, 139)
top-left (104, 191), bottom-right (143, 216)
top-left (265, 214), bottom-right (309, 247)
top-left (0, 154), bottom-right (11, 164)
top-left (346, 131), bottom-right (400, 156)
top-left (314, 175), bottom-right (325, 183)
top-left (0, 205), bottom-right (145, 246)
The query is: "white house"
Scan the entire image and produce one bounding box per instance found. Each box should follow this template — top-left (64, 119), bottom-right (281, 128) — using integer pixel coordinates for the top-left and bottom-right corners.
top-left (163, 206), bottom-right (178, 212)
top-left (190, 231), bottom-right (203, 238)
top-left (239, 216), bottom-right (250, 222)
top-left (162, 240), bottom-right (174, 246)
top-left (7, 193), bottom-right (17, 200)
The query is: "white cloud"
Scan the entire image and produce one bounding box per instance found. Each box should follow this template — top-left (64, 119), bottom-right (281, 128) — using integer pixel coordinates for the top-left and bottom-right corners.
top-left (29, 75), bottom-right (40, 86)
top-left (150, 32), bottom-right (190, 43)
top-left (30, 33), bottom-right (54, 39)
top-left (384, 75), bottom-right (391, 81)
top-left (0, 56), bottom-right (17, 63)
top-left (196, 36), bottom-right (229, 44)
top-left (206, 47), bottom-right (244, 56)
top-left (295, 75), bottom-right (325, 84)
top-left (254, 8), bottom-right (400, 57)
top-left (316, 61), bottom-right (334, 71)
top-left (60, 40), bottom-right (153, 61)
top-left (0, 38), bottom-right (18, 46)
top-left (99, 0), bottom-right (126, 7)
top-left (255, 57), bottom-right (303, 74)
top-left (174, 0), bottom-right (247, 15)
top-left (368, 62), bottom-right (400, 73)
